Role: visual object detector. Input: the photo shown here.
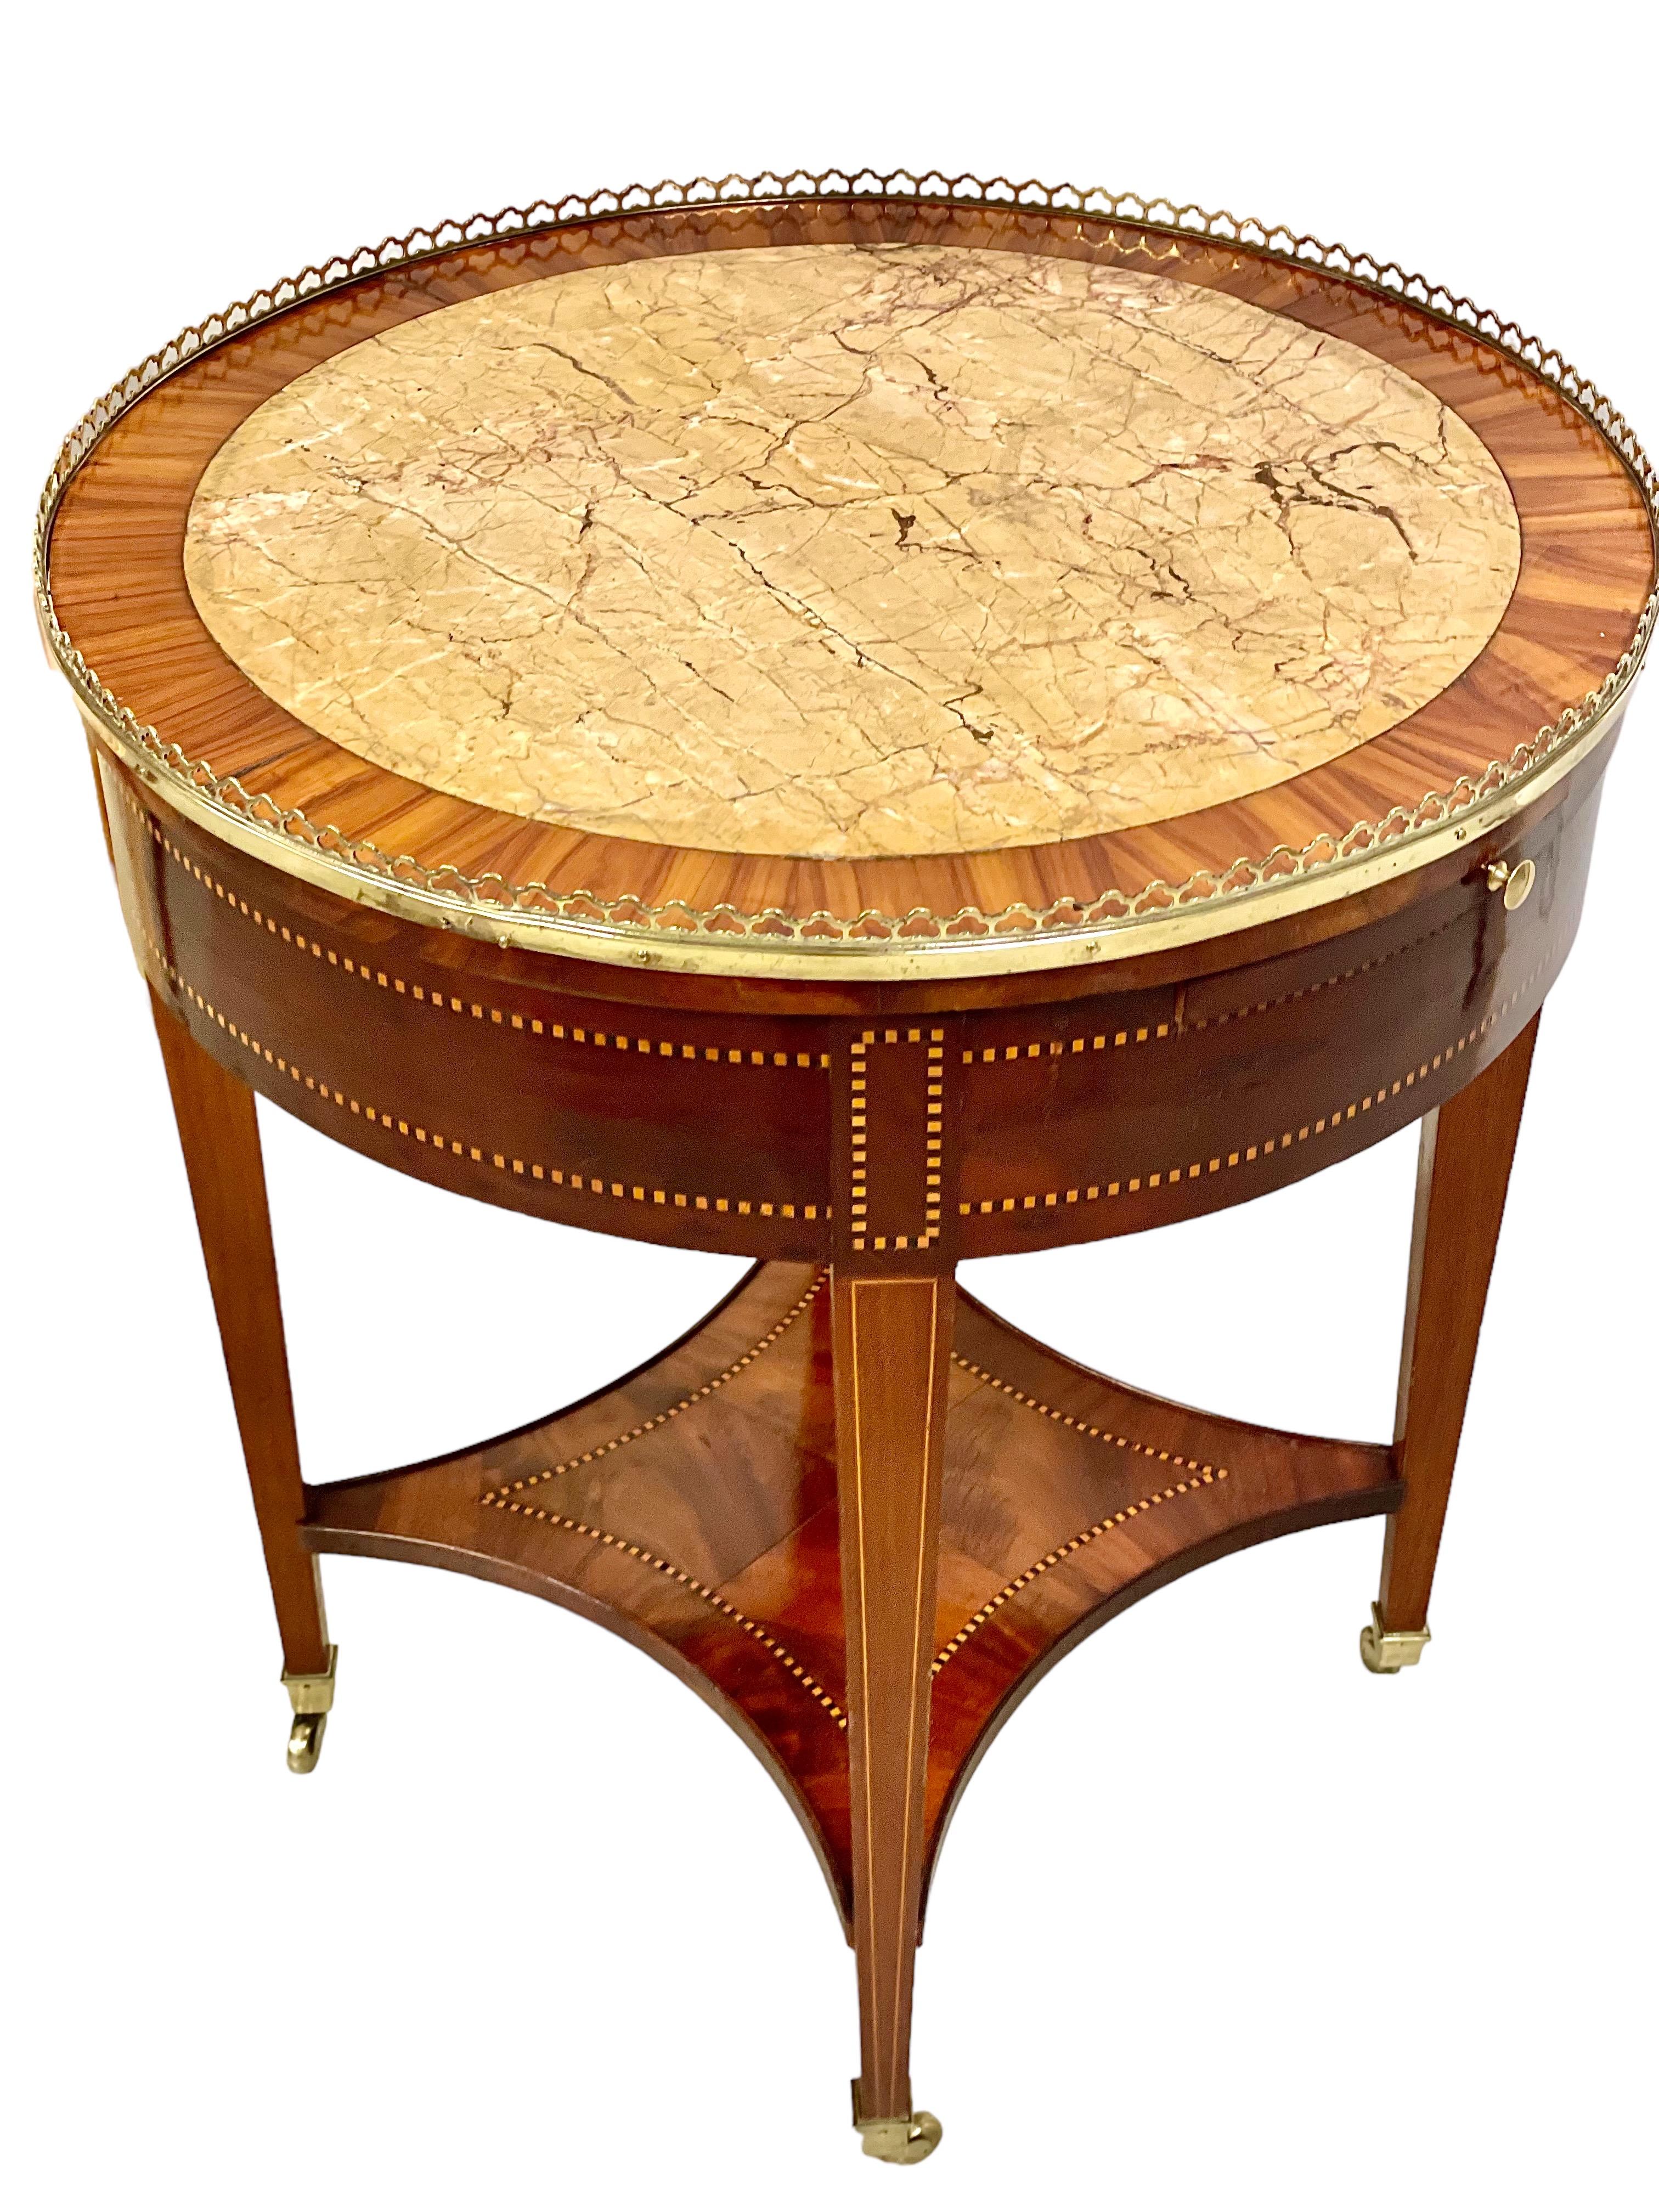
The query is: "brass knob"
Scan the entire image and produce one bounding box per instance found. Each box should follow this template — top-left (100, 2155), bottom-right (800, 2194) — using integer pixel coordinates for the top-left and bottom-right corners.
top-left (1485, 856), bottom-right (1535, 910)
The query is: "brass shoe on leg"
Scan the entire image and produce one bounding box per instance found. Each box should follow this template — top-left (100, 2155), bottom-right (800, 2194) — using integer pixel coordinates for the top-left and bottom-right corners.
top-left (282, 1645), bottom-right (337, 1772)
top-left (852, 2081), bottom-right (943, 2164)
top-left (1359, 1604), bottom-right (1430, 1674)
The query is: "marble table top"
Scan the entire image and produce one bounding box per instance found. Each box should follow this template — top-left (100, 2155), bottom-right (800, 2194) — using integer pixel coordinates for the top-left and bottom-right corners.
top-left (183, 242), bottom-right (1521, 862)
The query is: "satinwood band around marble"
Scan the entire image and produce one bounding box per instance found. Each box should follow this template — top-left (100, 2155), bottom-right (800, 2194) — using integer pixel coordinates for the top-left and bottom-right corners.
top-left (41, 181), bottom-right (1655, 973)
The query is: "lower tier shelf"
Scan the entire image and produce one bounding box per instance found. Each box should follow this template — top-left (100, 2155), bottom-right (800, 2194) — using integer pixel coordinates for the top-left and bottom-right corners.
top-left (305, 1264), bottom-right (1400, 1923)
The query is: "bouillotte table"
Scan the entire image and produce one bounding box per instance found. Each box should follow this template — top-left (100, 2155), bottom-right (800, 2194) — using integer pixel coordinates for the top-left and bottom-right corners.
top-left (38, 177), bottom-right (1656, 2163)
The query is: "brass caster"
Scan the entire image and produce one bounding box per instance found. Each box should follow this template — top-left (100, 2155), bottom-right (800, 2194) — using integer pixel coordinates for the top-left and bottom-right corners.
top-left (1359, 1603), bottom-right (1430, 1675)
top-left (287, 1711), bottom-right (326, 1774)
top-left (853, 2083), bottom-right (943, 2164)
top-left (858, 2113), bottom-right (943, 2165)
top-left (281, 1644), bottom-right (337, 1773)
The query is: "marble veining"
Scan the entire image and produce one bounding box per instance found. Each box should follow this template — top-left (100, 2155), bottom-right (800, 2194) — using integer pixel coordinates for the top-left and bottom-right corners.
top-left (184, 245), bottom-right (1522, 859)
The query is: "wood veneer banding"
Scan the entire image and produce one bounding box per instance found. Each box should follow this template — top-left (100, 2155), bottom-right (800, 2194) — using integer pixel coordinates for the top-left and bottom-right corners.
top-left (98, 732), bottom-right (1604, 1262)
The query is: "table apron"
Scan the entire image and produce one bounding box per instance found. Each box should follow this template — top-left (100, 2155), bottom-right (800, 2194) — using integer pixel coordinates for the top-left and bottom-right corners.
top-left (97, 746), bottom-right (1602, 1261)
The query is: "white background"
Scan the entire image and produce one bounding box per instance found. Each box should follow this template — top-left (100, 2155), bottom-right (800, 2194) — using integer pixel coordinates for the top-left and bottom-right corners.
top-left (6, 8), bottom-right (1655, 2207)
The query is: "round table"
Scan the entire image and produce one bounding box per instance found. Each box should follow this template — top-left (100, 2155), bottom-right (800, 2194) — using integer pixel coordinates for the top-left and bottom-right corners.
top-left (38, 176), bottom-right (1657, 2164)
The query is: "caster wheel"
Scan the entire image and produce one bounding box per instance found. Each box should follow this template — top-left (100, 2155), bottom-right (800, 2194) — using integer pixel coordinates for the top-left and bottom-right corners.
top-left (1358, 1620), bottom-right (1390, 1673)
top-left (857, 2110), bottom-right (943, 2164)
top-left (287, 1711), bottom-right (326, 1773)
top-left (281, 1644), bottom-right (337, 1772)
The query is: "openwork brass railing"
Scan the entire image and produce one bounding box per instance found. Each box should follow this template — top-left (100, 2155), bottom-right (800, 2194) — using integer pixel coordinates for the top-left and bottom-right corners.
top-left (35, 172), bottom-right (1659, 958)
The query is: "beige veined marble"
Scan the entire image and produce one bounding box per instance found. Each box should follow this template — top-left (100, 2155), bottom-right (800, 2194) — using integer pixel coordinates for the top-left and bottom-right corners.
top-left (184, 244), bottom-right (1522, 860)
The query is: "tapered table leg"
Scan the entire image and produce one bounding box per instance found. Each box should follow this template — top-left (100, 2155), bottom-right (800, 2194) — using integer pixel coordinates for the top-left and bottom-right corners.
top-left (833, 1267), bottom-right (951, 2164)
top-left (149, 990), bottom-right (335, 1763)
top-left (1363, 1013), bottom-right (1540, 1672)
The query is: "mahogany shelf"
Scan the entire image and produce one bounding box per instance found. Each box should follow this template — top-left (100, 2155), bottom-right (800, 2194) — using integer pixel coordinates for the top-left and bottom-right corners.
top-left (305, 1274), bottom-right (1398, 1928)
top-left (307, 1262), bottom-right (1400, 1922)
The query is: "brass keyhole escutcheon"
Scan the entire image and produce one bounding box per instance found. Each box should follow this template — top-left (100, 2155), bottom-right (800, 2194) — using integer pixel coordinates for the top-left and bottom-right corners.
top-left (1486, 856), bottom-right (1536, 910)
